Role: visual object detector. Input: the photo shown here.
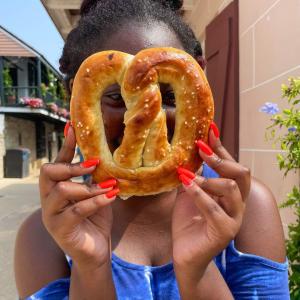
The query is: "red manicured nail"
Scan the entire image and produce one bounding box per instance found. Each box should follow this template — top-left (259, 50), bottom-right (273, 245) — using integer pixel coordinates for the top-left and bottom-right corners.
top-left (179, 174), bottom-right (193, 186)
top-left (80, 159), bottom-right (100, 168)
top-left (98, 179), bottom-right (117, 189)
top-left (105, 188), bottom-right (120, 199)
top-left (196, 140), bottom-right (213, 156)
top-left (210, 122), bottom-right (220, 138)
top-left (64, 121), bottom-right (71, 138)
top-left (177, 167), bottom-right (195, 180)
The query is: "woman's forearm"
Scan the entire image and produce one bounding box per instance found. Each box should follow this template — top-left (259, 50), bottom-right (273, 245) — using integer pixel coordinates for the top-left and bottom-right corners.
top-left (69, 260), bottom-right (117, 300)
top-left (175, 261), bottom-right (234, 300)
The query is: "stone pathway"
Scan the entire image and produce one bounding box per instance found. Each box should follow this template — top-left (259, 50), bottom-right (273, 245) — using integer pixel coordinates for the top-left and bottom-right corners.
top-left (0, 176), bottom-right (40, 300)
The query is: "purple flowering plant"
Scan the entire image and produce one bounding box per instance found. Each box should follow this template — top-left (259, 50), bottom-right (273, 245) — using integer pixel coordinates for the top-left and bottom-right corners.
top-left (261, 77), bottom-right (300, 297)
top-left (259, 102), bottom-right (280, 115)
top-left (260, 78), bottom-right (300, 173)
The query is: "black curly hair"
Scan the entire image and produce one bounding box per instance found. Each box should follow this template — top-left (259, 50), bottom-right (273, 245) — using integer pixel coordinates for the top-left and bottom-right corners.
top-left (59, 0), bottom-right (202, 95)
top-left (80, 0), bottom-right (184, 15)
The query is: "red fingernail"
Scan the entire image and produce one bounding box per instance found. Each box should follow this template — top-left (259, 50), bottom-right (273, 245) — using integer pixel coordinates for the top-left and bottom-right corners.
top-left (64, 121), bottom-right (71, 138)
top-left (98, 179), bottom-right (117, 189)
top-left (177, 167), bottom-right (195, 179)
top-left (196, 140), bottom-right (213, 156)
top-left (179, 174), bottom-right (193, 186)
top-left (80, 159), bottom-right (100, 168)
top-left (106, 188), bottom-right (120, 199)
top-left (210, 122), bottom-right (220, 138)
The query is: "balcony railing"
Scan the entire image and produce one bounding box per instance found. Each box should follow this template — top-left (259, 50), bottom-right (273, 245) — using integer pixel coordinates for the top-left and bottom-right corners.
top-left (2, 86), bottom-right (65, 107)
top-left (3, 86), bottom-right (39, 106)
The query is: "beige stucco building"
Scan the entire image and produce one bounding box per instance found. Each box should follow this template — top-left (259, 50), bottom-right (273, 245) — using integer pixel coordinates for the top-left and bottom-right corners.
top-left (41, 0), bottom-right (300, 232)
top-left (186, 0), bottom-right (300, 233)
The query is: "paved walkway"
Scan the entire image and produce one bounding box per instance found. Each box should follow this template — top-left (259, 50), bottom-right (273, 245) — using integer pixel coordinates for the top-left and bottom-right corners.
top-left (0, 176), bottom-right (40, 300)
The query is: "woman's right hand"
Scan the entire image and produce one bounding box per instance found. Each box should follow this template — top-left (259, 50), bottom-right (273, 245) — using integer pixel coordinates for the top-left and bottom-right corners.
top-left (39, 122), bottom-right (119, 272)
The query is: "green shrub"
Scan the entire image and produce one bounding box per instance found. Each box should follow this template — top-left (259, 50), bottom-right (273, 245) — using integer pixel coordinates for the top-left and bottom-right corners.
top-left (262, 78), bottom-right (300, 298)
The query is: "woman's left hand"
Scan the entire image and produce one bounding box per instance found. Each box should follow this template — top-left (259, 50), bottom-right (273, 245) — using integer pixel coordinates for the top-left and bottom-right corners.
top-left (172, 122), bottom-right (251, 279)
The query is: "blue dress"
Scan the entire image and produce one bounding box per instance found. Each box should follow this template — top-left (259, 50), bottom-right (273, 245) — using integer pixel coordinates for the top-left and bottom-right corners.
top-left (25, 164), bottom-right (290, 299)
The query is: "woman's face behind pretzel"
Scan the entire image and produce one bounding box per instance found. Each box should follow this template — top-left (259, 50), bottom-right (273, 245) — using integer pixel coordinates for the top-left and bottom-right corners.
top-left (99, 22), bottom-right (184, 152)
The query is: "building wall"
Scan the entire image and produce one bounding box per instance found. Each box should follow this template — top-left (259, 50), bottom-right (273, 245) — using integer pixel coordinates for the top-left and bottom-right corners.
top-left (3, 116), bottom-right (60, 177)
top-left (185, 0), bottom-right (233, 40)
top-left (239, 0), bottom-right (300, 233)
top-left (5, 116), bottom-right (36, 174)
top-left (185, 0), bottom-right (299, 233)
top-left (45, 123), bottom-right (59, 162)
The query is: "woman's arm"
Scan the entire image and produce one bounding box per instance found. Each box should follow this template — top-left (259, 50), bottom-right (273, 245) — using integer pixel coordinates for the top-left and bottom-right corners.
top-left (172, 122), bottom-right (248, 299)
top-left (236, 177), bottom-right (286, 262)
top-left (224, 178), bottom-right (289, 299)
top-left (15, 124), bottom-right (118, 300)
top-left (174, 177), bottom-right (288, 299)
top-left (14, 209), bottom-right (70, 299)
top-left (15, 210), bottom-right (117, 300)
top-left (70, 260), bottom-right (116, 300)
top-left (175, 261), bottom-right (234, 300)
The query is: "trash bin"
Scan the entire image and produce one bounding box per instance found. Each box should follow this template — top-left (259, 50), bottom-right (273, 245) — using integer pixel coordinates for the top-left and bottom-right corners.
top-left (4, 148), bottom-right (31, 178)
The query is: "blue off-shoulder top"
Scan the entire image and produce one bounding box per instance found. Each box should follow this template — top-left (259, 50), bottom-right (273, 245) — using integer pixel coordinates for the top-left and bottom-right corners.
top-left (25, 164), bottom-right (290, 300)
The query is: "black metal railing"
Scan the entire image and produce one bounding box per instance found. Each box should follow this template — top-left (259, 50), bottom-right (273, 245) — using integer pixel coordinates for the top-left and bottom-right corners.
top-left (2, 86), bottom-right (66, 108)
top-left (3, 86), bottom-right (40, 106)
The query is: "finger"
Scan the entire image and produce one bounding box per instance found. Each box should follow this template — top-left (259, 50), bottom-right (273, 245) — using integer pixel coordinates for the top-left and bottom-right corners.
top-left (43, 181), bottom-right (115, 215)
top-left (61, 193), bottom-right (117, 228)
top-left (196, 141), bottom-right (251, 199)
top-left (55, 122), bottom-right (76, 164)
top-left (39, 159), bottom-right (100, 198)
top-left (208, 122), bottom-right (235, 162)
top-left (40, 159), bottom-right (100, 183)
top-left (194, 176), bottom-right (244, 218)
top-left (182, 180), bottom-right (230, 229)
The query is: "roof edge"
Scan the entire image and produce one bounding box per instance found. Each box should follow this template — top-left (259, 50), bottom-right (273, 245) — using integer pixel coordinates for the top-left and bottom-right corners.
top-left (0, 25), bottom-right (61, 78)
top-left (40, 1), bottom-right (65, 40)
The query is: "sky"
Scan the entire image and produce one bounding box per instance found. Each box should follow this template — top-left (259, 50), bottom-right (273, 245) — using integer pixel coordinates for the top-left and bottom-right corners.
top-left (0, 0), bottom-right (64, 72)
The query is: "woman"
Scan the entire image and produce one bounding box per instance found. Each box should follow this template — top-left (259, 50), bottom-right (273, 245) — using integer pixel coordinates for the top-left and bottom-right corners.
top-left (14, 0), bottom-right (289, 299)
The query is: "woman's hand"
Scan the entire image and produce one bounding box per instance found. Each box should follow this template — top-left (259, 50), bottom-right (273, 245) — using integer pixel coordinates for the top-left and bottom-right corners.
top-left (39, 122), bottom-right (119, 272)
top-left (172, 122), bottom-right (250, 282)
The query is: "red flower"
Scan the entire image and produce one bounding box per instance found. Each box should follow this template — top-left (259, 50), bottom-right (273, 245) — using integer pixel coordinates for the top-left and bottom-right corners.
top-left (20, 97), bottom-right (44, 108)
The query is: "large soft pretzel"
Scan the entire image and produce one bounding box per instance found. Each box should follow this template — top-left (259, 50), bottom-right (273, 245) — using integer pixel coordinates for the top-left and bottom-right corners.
top-left (71, 47), bottom-right (214, 197)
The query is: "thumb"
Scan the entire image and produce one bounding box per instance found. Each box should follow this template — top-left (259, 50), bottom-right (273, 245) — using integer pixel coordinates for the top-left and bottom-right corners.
top-left (55, 121), bottom-right (76, 163)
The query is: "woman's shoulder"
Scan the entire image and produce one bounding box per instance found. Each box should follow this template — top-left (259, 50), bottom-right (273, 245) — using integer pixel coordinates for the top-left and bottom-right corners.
top-left (235, 177), bottom-right (287, 263)
top-left (217, 178), bottom-right (289, 298)
top-left (15, 209), bottom-right (70, 298)
top-left (203, 164), bottom-right (286, 263)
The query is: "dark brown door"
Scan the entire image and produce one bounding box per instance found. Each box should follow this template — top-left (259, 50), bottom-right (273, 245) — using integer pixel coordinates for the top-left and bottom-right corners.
top-left (205, 0), bottom-right (239, 160)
